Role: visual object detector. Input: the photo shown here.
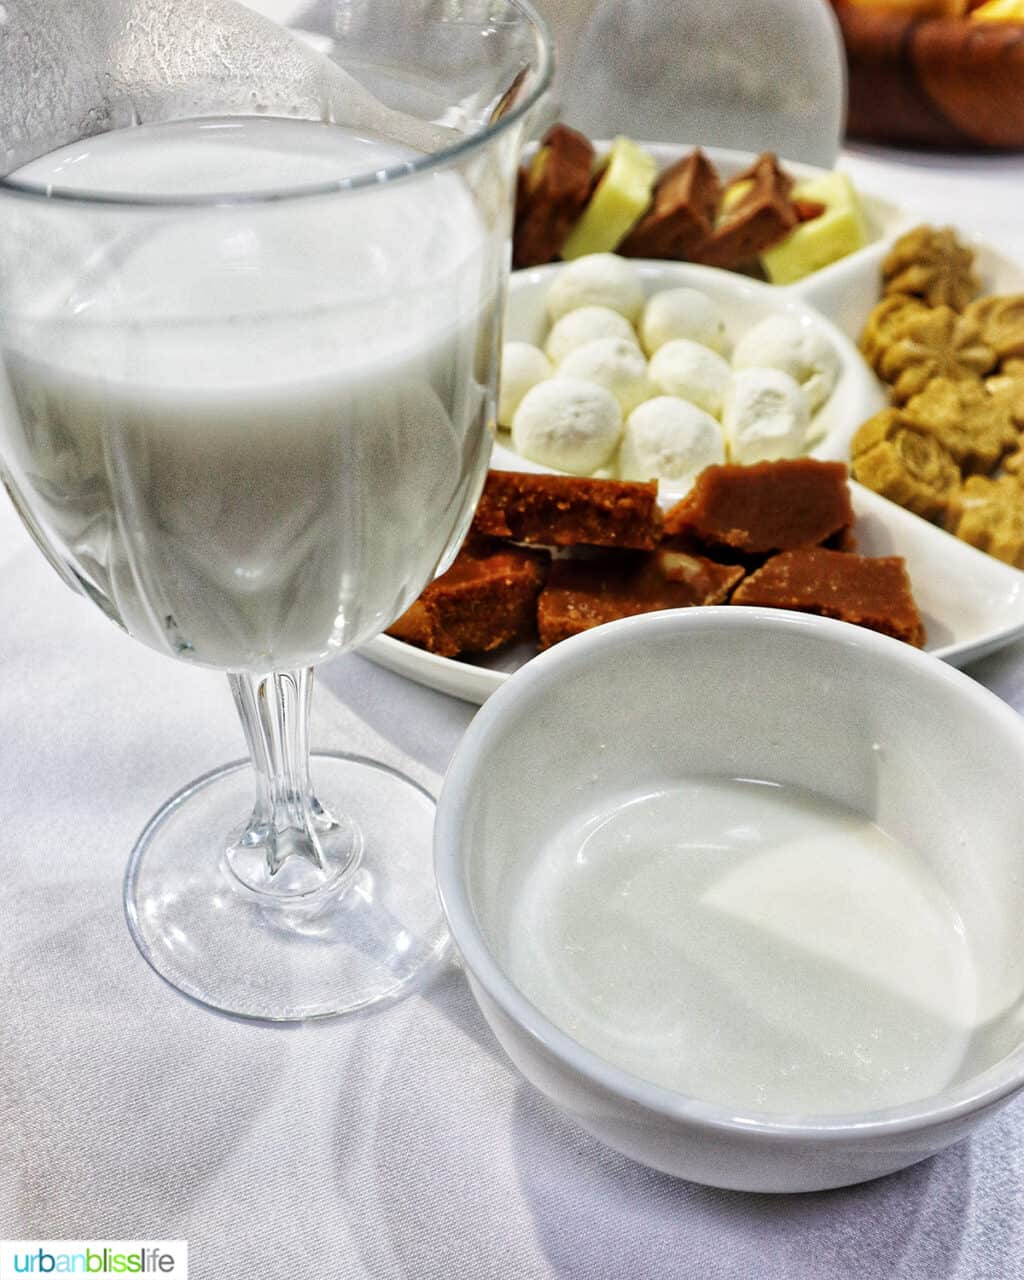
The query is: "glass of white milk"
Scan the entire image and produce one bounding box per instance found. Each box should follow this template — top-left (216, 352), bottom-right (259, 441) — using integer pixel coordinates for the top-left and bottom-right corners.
top-left (0, 0), bottom-right (552, 1020)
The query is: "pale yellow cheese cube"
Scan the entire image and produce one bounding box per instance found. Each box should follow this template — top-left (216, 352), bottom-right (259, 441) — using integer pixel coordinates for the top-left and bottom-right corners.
top-left (561, 137), bottom-right (657, 260)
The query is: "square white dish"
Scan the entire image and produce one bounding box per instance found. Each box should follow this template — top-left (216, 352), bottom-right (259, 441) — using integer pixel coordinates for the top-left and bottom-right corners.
top-left (362, 143), bottom-right (1024, 703)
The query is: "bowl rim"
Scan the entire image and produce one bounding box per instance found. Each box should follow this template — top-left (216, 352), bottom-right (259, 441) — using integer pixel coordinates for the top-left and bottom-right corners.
top-left (434, 605), bottom-right (1024, 1141)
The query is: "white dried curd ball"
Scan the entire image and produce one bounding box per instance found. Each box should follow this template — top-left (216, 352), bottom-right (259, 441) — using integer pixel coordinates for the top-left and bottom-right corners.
top-left (648, 339), bottom-right (732, 419)
top-left (619, 397), bottom-right (725, 487)
top-left (557, 337), bottom-right (652, 415)
top-left (512, 377), bottom-right (622, 476)
top-left (724, 368), bottom-right (810, 465)
top-left (546, 253), bottom-right (645, 324)
top-left (732, 315), bottom-right (840, 413)
top-left (640, 287), bottom-right (729, 356)
top-left (545, 305), bottom-right (639, 365)
top-left (498, 342), bottom-right (552, 427)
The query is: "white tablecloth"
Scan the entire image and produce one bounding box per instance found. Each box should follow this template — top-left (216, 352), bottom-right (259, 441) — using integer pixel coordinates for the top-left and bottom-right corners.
top-left (3, 146), bottom-right (1024, 1279)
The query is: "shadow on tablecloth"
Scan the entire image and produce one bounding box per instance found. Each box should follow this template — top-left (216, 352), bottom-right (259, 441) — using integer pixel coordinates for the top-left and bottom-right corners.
top-left (1, 880), bottom-right (283, 1238)
top-left (323, 960), bottom-right (1024, 1280)
top-left (511, 1084), bottom-right (972, 1280)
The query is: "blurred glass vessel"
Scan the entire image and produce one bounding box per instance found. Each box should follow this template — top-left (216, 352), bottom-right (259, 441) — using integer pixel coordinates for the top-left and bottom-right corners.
top-left (496, 0), bottom-right (845, 166)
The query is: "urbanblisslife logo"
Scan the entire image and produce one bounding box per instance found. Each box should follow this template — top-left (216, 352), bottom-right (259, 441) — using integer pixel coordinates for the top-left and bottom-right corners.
top-left (0, 1242), bottom-right (187, 1276)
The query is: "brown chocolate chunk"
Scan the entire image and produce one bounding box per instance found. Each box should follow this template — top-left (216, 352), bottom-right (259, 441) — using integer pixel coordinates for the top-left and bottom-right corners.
top-left (472, 470), bottom-right (662, 550)
top-left (513, 125), bottom-right (595, 269)
top-left (387, 538), bottom-right (548, 658)
top-left (692, 153), bottom-right (798, 271)
top-left (731, 548), bottom-right (925, 647)
top-left (663, 460), bottom-right (854, 557)
top-left (618, 149), bottom-right (722, 261)
top-left (793, 199), bottom-right (827, 223)
top-left (537, 549), bottom-right (744, 649)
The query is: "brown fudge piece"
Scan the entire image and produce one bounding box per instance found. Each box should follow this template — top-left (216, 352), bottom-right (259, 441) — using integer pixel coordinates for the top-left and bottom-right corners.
top-left (618, 149), bottom-right (722, 261)
top-left (472, 470), bottom-right (662, 550)
top-left (513, 125), bottom-right (595, 269)
top-left (537, 549), bottom-right (745, 649)
top-left (692, 153), bottom-right (798, 271)
top-left (387, 538), bottom-right (548, 658)
top-left (731, 548), bottom-right (925, 647)
top-left (663, 460), bottom-right (855, 557)
top-left (822, 525), bottom-right (859, 553)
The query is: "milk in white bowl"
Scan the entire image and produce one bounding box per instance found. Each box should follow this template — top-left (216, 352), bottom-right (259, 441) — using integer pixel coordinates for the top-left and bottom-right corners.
top-left (0, 117), bottom-right (495, 669)
top-left (506, 777), bottom-right (977, 1116)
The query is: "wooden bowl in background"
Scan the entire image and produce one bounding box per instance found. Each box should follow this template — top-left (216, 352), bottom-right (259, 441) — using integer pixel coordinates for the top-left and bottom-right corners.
top-left (832, 1), bottom-right (1024, 149)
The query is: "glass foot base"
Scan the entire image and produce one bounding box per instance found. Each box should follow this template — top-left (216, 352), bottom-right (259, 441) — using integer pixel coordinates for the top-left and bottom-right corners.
top-left (124, 752), bottom-right (449, 1021)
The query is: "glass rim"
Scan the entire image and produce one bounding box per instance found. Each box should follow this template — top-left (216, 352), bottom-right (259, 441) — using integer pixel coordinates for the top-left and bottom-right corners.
top-left (0, 0), bottom-right (553, 211)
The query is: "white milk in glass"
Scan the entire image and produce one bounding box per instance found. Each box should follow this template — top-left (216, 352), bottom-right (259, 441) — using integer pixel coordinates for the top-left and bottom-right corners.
top-left (0, 117), bottom-right (494, 669)
top-left (505, 778), bottom-right (979, 1116)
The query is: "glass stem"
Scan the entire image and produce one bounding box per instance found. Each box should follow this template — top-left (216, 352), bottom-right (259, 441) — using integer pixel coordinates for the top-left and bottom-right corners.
top-left (225, 668), bottom-right (359, 897)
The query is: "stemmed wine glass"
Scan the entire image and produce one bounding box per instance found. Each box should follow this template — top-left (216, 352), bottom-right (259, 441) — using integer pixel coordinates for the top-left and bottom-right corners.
top-left (0, 0), bottom-right (552, 1020)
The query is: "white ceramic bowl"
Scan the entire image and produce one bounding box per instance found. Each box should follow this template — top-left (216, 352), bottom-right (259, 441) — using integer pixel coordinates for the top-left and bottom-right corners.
top-left (435, 608), bottom-right (1024, 1192)
top-left (494, 259), bottom-right (886, 499)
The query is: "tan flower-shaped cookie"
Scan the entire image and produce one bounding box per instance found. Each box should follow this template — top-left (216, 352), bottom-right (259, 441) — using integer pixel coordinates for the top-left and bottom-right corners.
top-left (851, 409), bottom-right (960, 521)
top-left (964, 294), bottom-right (1024, 361)
top-left (993, 373), bottom-right (1024, 474)
top-left (859, 295), bottom-right (931, 373)
top-left (1003, 441), bottom-right (1024, 476)
top-left (902, 377), bottom-right (1020, 474)
top-left (878, 306), bottom-right (996, 403)
top-left (986, 372), bottom-right (1024, 427)
top-left (882, 225), bottom-right (979, 312)
top-left (947, 475), bottom-right (1024, 568)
